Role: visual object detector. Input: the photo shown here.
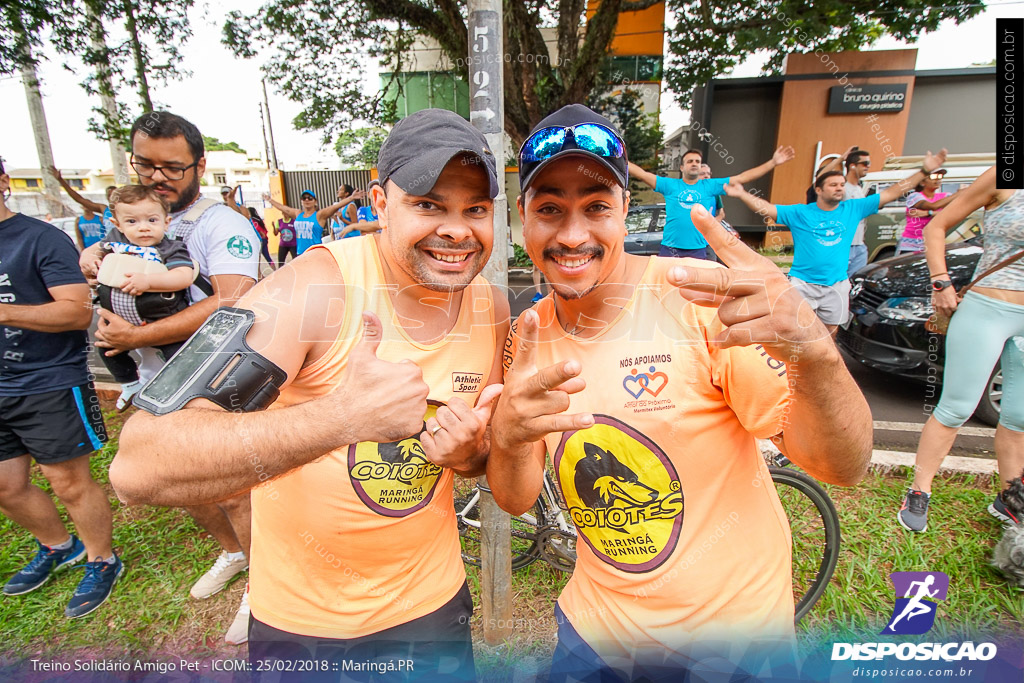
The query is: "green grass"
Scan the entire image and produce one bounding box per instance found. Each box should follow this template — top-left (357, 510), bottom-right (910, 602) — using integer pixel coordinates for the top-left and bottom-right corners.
top-left (2, 413), bottom-right (1020, 678)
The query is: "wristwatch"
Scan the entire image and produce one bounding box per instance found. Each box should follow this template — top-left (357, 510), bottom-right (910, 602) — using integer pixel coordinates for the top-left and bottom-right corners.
top-left (930, 279), bottom-right (953, 292)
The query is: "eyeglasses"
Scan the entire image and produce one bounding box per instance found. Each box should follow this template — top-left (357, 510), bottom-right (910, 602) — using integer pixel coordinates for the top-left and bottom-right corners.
top-left (131, 155), bottom-right (199, 181)
top-left (519, 124), bottom-right (624, 164)
top-left (929, 173), bottom-right (945, 180)
top-left (855, 161), bottom-right (871, 167)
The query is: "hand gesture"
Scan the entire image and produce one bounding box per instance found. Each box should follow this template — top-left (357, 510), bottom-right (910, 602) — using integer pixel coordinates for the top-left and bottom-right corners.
top-left (337, 312), bottom-right (430, 444)
top-left (261, 192), bottom-right (272, 201)
top-left (353, 190), bottom-right (366, 201)
top-left (667, 204), bottom-right (831, 360)
top-left (120, 272), bottom-right (151, 296)
top-left (773, 145), bottom-right (796, 166)
top-left (723, 180), bottom-right (746, 198)
top-left (491, 309), bottom-right (594, 451)
top-left (922, 149), bottom-right (949, 174)
top-left (420, 384), bottom-right (503, 470)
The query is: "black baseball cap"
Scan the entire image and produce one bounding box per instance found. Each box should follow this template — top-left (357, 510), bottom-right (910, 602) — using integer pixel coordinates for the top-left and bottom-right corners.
top-left (518, 104), bottom-right (628, 192)
top-left (377, 109), bottom-right (499, 198)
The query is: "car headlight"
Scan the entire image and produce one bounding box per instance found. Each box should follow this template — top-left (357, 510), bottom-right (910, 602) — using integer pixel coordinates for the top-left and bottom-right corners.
top-left (877, 297), bottom-right (934, 322)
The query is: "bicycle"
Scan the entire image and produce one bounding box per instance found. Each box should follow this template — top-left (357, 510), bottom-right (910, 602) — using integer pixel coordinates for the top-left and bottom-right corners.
top-left (454, 471), bottom-right (576, 572)
top-left (454, 451), bottom-right (841, 624)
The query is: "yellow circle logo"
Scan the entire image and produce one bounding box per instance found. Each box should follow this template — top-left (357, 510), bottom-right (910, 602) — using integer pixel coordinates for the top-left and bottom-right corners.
top-left (347, 401), bottom-right (445, 517)
top-left (555, 414), bottom-right (683, 572)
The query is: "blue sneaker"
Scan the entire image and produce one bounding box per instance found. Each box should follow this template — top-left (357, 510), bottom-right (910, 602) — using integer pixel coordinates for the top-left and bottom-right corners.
top-left (3, 537), bottom-right (86, 596)
top-left (531, 292), bottom-right (544, 303)
top-left (65, 555), bottom-right (124, 619)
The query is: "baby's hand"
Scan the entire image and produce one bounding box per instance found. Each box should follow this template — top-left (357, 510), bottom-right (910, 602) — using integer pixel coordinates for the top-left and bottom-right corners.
top-left (120, 272), bottom-right (150, 296)
top-left (81, 253), bottom-right (102, 279)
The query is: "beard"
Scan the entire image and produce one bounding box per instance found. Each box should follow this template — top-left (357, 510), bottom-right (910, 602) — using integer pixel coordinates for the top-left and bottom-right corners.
top-left (148, 174), bottom-right (201, 213)
top-left (396, 235), bottom-right (488, 293)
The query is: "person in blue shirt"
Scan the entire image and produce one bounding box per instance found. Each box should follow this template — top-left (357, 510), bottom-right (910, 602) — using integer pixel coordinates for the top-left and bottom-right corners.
top-left (263, 187), bottom-right (364, 255)
top-left (49, 166), bottom-right (117, 234)
top-left (725, 148), bottom-right (948, 332)
top-left (74, 209), bottom-right (106, 250)
top-left (0, 158), bottom-right (122, 619)
top-left (628, 145), bottom-right (795, 260)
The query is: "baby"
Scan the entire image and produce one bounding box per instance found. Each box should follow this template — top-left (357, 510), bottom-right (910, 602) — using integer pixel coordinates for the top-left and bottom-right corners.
top-left (82, 185), bottom-right (194, 410)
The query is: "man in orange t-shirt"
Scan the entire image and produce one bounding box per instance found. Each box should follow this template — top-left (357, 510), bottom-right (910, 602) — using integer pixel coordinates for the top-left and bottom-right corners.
top-left (110, 110), bottom-right (509, 681)
top-left (489, 105), bottom-right (873, 681)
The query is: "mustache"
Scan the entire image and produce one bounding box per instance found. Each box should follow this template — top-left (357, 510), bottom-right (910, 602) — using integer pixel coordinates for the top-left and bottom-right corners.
top-left (149, 183), bottom-right (176, 193)
top-left (543, 245), bottom-right (604, 260)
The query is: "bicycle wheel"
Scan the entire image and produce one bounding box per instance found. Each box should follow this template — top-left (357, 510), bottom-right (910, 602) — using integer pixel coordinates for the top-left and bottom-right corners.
top-left (769, 467), bottom-right (841, 623)
top-left (453, 477), bottom-right (540, 570)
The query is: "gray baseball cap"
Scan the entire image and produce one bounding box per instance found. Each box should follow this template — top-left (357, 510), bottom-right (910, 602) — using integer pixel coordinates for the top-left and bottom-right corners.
top-left (377, 109), bottom-right (499, 198)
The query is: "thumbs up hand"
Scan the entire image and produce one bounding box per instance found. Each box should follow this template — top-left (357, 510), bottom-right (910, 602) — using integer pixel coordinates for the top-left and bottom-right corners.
top-left (420, 384), bottom-right (503, 472)
top-left (340, 311), bottom-right (429, 444)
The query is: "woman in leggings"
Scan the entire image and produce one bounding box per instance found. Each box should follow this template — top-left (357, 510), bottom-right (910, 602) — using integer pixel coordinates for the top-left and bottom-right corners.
top-left (898, 166), bottom-right (1024, 532)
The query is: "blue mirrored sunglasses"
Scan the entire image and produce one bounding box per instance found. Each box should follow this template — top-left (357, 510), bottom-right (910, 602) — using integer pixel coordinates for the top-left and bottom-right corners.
top-left (519, 124), bottom-right (624, 164)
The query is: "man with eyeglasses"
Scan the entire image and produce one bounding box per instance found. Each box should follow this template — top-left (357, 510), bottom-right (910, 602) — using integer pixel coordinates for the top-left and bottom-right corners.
top-left (78, 111), bottom-right (259, 644)
top-left (627, 144), bottom-right (795, 260)
top-left (488, 104), bottom-right (873, 681)
top-left (725, 150), bottom-right (948, 332)
top-left (843, 149), bottom-right (872, 275)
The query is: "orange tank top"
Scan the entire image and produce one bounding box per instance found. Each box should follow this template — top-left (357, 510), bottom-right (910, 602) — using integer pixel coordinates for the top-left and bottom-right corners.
top-left (505, 256), bottom-right (794, 662)
top-left (249, 235), bottom-right (498, 638)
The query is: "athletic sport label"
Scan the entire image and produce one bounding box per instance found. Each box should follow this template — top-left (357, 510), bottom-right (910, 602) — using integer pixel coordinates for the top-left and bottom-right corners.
top-left (554, 414), bottom-right (683, 573)
top-left (347, 400), bottom-right (444, 517)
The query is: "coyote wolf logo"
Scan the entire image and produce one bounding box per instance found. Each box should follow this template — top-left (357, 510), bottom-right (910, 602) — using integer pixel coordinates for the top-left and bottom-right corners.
top-left (377, 433), bottom-right (427, 464)
top-left (574, 442), bottom-right (658, 532)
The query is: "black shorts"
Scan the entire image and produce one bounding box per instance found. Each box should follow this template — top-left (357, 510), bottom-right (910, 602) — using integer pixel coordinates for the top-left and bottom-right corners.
top-left (0, 383), bottom-right (108, 464)
top-left (248, 582), bottom-right (475, 683)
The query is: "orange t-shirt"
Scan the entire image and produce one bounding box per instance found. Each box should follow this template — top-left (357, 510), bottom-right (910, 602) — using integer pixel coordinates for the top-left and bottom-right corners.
top-left (248, 236), bottom-right (498, 638)
top-left (503, 256), bottom-right (795, 662)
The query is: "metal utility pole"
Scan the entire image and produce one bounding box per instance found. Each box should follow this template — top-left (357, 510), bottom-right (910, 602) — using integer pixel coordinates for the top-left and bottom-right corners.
top-left (262, 79), bottom-right (280, 169)
top-left (86, 4), bottom-right (131, 185)
top-left (259, 104), bottom-right (272, 169)
top-left (467, 0), bottom-right (512, 646)
top-left (20, 43), bottom-right (64, 218)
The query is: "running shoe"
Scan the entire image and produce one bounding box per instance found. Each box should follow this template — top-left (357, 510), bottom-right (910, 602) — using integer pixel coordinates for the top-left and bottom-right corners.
top-left (225, 586), bottom-right (250, 645)
top-left (989, 491), bottom-right (1020, 526)
top-left (531, 292), bottom-right (544, 303)
top-left (3, 537), bottom-right (86, 596)
top-left (65, 555), bottom-right (124, 618)
top-left (897, 489), bottom-right (931, 532)
top-left (190, 551), bottom-right (248, 599)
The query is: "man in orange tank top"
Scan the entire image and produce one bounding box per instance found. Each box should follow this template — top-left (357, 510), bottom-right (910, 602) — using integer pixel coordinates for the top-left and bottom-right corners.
top-left (110, 110), bottom-right (509, 681)
top-left (488, 105), bottom-right (873, 681)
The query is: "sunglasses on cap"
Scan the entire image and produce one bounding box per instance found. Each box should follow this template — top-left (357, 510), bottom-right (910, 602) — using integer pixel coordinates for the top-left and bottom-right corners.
top-left (519, 123), bottom-right (624, 164)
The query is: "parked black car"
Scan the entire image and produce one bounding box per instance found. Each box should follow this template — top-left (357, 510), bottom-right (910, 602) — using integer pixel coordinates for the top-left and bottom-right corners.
top-left (838, 237), bottom-right (1002, 426)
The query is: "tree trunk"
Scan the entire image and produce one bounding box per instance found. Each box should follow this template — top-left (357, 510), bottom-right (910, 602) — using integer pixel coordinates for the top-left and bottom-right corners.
top-left (20, 41), bottom-right (65, 217)
top-left (122, 0), bottom-right (153, 112)
top-left (87, 2), bottom-right (131, 185)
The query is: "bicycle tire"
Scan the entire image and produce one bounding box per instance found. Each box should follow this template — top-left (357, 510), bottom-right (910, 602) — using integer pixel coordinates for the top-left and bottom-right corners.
top-left (769, 467), bottom-right (841, 623)
top-left (454, 478), bottom-right (541, 570)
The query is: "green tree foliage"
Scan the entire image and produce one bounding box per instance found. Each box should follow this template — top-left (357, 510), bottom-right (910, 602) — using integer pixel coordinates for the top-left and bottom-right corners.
top-left (334, 127), bottom-right (389, 168)
top-left (663, 0), bottom-right (984, 105)
top-left (586, 88), bottom-right (662, 167)
top-left (1, 1), bottom-right (193, 146)
top-left (203, 136), bottom-right (248, 155)
top-left (222, 0), bottom-right (663, 146)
